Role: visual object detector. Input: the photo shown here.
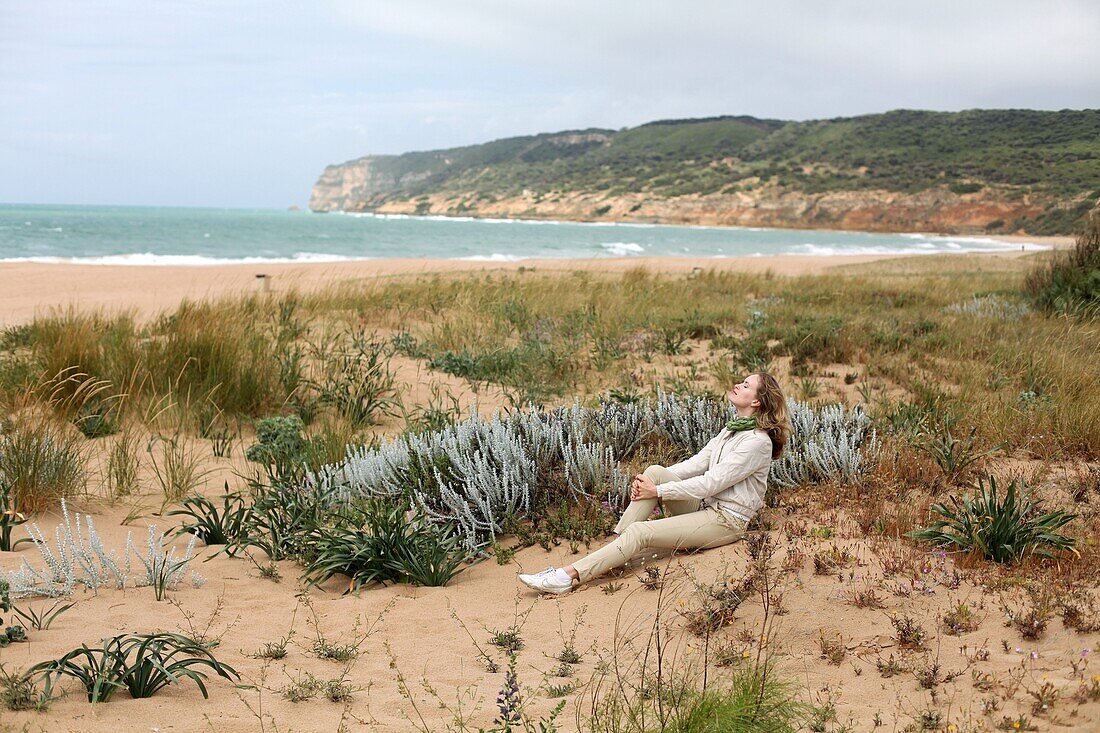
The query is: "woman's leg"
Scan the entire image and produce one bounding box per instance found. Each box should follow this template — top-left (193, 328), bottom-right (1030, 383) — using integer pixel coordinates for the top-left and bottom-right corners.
top-left (613, 465), bottom-right (700, 534)
top-left (571, 508), bottom-right (746, 584)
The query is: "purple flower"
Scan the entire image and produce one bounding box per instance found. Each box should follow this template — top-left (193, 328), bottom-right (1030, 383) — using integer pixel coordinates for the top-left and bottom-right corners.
top-left (494, 653), bottom-right (523, 726)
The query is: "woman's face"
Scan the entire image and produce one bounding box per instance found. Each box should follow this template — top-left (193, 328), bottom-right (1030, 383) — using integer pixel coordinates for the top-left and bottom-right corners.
top-left (727, 373), bottom-right (762, 413)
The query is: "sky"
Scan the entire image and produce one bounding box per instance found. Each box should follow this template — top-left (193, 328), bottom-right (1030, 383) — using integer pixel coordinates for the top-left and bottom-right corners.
top-left (2, 1), bottom-right (1098, 208)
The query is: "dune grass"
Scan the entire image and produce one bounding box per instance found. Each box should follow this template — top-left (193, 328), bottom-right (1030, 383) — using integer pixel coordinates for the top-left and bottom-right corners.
top-left (0, 249), bottom-right (1095, 521)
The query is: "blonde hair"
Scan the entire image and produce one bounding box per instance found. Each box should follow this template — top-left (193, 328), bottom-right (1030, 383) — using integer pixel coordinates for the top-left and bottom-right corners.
top-left (753, 372), bottom-right (790, 459)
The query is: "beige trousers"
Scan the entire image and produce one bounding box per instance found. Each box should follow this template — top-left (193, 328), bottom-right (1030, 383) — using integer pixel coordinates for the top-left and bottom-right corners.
top-left (571, 465), bottom-right (748, 583)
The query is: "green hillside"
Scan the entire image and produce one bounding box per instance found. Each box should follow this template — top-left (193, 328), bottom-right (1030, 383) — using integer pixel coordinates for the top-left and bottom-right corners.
top-left (321, 109), bottom-right (1100, 234)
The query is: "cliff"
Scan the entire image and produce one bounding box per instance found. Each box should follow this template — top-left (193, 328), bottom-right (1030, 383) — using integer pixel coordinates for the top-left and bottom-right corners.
top-left (310, 110), bottom-right (1100, 235)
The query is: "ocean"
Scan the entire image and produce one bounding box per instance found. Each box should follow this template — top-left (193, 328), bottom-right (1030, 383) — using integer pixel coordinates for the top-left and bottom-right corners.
top-left (0, 204), bottom-right (1045, 265)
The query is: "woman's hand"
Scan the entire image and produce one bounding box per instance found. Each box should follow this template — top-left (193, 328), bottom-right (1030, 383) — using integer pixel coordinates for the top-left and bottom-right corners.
top-left (630, 474), bottom-right (658, 501)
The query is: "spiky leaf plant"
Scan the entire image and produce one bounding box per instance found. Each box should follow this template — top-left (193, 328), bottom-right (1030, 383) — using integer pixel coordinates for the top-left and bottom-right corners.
top-left (907, 475), bottom-right (1077, 563)
top-left (167, 486), bottom-right (252, 550)
top-left (301, 499), bottom-right (468, 592)
top-left (29, 632), bottom-right (239, 703)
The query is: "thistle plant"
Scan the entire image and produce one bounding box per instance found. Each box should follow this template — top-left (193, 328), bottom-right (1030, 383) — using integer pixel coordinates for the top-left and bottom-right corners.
top-left (908, 475), bottom-right (1077, 563)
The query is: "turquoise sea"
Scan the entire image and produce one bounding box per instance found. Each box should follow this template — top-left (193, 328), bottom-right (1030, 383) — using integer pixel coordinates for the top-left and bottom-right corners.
top-left (0, 204), bottom-right (1045, 265)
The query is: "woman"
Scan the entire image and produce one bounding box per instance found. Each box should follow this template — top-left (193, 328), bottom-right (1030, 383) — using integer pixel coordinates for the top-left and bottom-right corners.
top-left (518, 372), bottom-right (789, 594)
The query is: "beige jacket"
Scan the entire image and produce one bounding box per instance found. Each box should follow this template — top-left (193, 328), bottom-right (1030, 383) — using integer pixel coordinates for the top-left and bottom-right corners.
top-left (656, 427), bottom-right (773, 521)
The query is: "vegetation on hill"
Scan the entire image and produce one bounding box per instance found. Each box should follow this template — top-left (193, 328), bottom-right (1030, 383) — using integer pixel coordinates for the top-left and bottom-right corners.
top-left (316, 109), bottom-right (1100, 234)
top-left (1026, 209), bottom-right (1100, 313)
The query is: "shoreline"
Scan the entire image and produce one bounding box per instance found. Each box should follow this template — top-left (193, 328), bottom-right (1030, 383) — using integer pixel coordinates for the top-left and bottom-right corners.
top-left (0, 242), bottom-right (1061, 327)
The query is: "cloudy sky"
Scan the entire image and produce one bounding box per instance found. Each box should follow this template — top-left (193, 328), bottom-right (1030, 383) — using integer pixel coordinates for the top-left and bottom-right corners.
top-left (2, 1), bottom-right (1098, 208)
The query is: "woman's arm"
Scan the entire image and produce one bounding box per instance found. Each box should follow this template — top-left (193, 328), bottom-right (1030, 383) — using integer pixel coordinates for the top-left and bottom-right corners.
top-left (664, 430), bottom-right (726, 480)
top-left (657, 434), bottom-right (771, 501)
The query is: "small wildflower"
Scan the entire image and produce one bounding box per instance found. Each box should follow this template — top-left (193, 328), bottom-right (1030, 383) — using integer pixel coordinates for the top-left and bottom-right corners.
top-left (1082, 648), bottom-right (1092, 657)
top-left (948, 725), bottom-right (956, 732)
top-left (742, 650), bottom-right (751, 658)
top-left (1013, 722), bottom-right (1020, 730)
top-left (1030, 650), bottom-right (1039, 660)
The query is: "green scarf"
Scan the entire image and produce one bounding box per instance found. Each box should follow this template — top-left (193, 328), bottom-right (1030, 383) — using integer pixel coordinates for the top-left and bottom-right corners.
top-left (726, 415), bottom-right (757, 433)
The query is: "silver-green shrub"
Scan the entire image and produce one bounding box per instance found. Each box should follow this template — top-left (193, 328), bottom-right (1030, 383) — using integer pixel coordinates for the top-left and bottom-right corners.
top-left (653, 386), bottom-right (733, 454)
top-left (312, 394), bottom-right (878, 552)
top-left (3, 499), bottom-right (202, 598)
top-left (769, 399), bottom-right (878, 489)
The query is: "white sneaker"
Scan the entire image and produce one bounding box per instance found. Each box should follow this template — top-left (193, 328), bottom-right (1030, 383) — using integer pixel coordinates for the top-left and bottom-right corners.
top-left (518, 566), bottom-right (574, 595)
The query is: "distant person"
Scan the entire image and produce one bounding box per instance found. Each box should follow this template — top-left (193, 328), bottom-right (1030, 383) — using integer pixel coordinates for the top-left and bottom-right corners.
top-left (519, 372), bottom-right (789, 594)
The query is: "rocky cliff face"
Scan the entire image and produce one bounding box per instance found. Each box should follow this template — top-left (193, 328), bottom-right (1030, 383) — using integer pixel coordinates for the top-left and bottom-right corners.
top-left (312, 183), bottom-right (1047, 235)
top-left (308, 157), bottom-right (438, 212)
top-left (309, 164), bottom-right (1048, 235)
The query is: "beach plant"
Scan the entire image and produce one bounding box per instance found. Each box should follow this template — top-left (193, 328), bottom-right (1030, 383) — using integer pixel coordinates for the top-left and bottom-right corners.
top-left (0, 421), bottom-right (86, 514)
top-left (310, 328), bottom-right (400, 428)
top-left (0, 479), bottom-right (30, 551)
top-left (775, 314), bottom-right (850, 368)
top-left (485, 651), bottom-right (566, 732)
top-left (11, 598), bottom-right (75, 631)
top-left (946, 294), bottom-right (1031, 320)
top-left (916, 415), bottom-right (1000, 484)
top-left (128, 525), bottom-right (200, 600)
top-left (1025, 209), bottom-right (1100, 316)
top-left (311, 394), bottom-right (873, 554)
top-left (0, 579), bottom-right (29, 648)
top-left (8, 499), bottom-right (126, 596)
top-left (300, 498), bottom-right (469, 591)
top-left (105, 428), bottom-right (140, 499)
top-left (28, 632), bottom-right (239, 703)
top-left (0, 663), bottom-right (53, 711)
top-left (245, 414), bottom-right (317, 485)
top-left (653, 386), bottom-right (729, 455)
top-left (401, 382), bottom-right (463, 434)
top-left (281, 670), bottom-right (359, 703)
top-left (584, 399), bottom-right (652, 460)
top-left (563, 441), bottom-right (623, 498)
top-left (770, 399), bottom-right (878, 491)
top-left (251, 632), bottom-right (291, 660)
top-left (242, 479), bottom-right (338, 562)
top-left (167, 487), bottom-right (252, 550)
top-left (907, 475), bottom-right (1077, 563)
top-left (147, 432), bottom-right (210, 506)
top-left (584, 649), bottom-right (807, 733)
top-left (3, 499), bottom-right (203, 599)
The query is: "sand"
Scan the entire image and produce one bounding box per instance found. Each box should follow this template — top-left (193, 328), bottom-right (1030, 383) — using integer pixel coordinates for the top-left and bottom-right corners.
top-left (2, 242), bottom-right (1097, 732)
top-left (2, 454), bottom-right (1097, 732)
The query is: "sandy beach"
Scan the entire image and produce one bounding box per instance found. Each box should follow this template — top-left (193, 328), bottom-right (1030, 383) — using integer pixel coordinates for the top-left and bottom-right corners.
top-left (0, 234), bottom-right (1069, 326)
top-left (1, 232), bottom-right (1096, 732)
